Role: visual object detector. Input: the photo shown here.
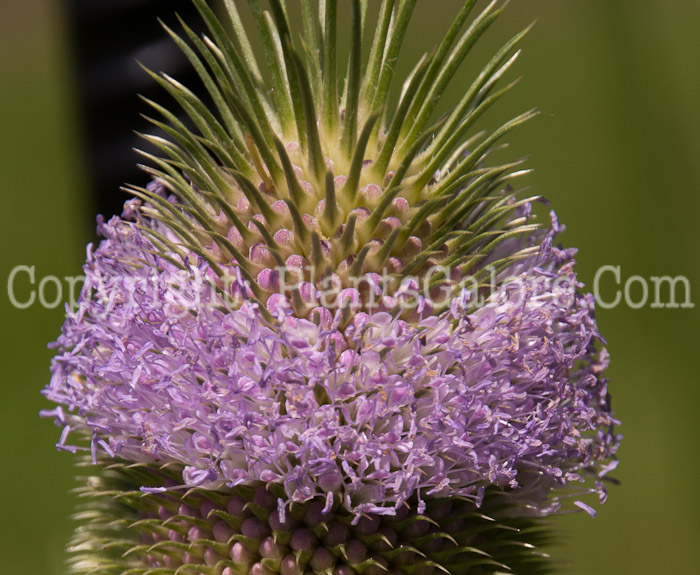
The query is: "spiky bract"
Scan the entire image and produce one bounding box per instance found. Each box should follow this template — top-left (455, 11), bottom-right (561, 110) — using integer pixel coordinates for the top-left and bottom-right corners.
top-left (69, 459), bottom-right (554, 575)
top-left (127, 0), bottom-right (538, 320)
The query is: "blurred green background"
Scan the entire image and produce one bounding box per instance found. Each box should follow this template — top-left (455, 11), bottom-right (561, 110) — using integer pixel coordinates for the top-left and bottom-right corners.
top-left (1, 1), bottom-right (699, 573)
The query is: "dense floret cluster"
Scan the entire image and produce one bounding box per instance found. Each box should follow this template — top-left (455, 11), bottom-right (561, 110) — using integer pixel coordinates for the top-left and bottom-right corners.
top-left (44, 212), bottom-right (617, 517)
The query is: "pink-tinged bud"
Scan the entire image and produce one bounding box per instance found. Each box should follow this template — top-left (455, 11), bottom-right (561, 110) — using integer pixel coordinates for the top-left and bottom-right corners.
top-left (310, 547), bottom-right (336, 572)
top-left (345, 540), bottom-right (367, 564)
top-left (391, 506), bottom-right (410, 522)
top-left (300, 179), bottom-right (314, 195)
top-left (266, 293), bottom-right (291, 314)
top-left (227, 226), bottom-right (245, 250)
top-left (250, 243), bottom-right (274, 266)
top-left (303, 214), bottom-right (319, 231)
top-left (386, 257), bottom-right (404, 273)
top-left (304, 501), bottom-right (331, 527)
top-left (259, 536), bottom-right (286, 560)
top-left (318, 472), bottom-right (343, 493)
top-left (272, 200), bottom-right (290, 216)
top-left (200, 498), bottom-right (217, 519)
top-left (213, 520), bottom-right (234, 543)
top-left (402, 519), bottom-right (429, 538)
top-left (227, 494), bottom-right (248, 517)
top-left (230, 541), bottom-right (254, 565)
top-left (427, 501), bottom-right (452, 521)
top-left (403, 236), bottom-right (423, 257)
top-left (377, 217), bottom-right (401, 235)
top-left (242, 516), bottom-right (271, 540)
top-left (188, 525), bottom-right (207, 543)
top-left (269, 511), bottom-right (298, 533)
top-left (237, 197), bottom-right (251, 212)
top-left (423, 534), bottom-right (448, 554)
top-left (360, 183), bottom-right (382, 201)
top-left (324, 522), bottom-right (349, 547)
top-left (349, 207), bottom-right (370, 223)
top-left (179, 504), bottom-right (199, 518)
top-left (390, 197), bottom-right (410, 216)
top-left (258, 268), bottom-right (281, 291)
top-left (308, 307), bottom-right (333, 328)
top-left (285, 254), bottom-right (307, 270)
top-left (204, 547), bottom-right (222, 566)
top-left (274, 229), bottom-right (295, 246)
top-left (251, 562), bottom-right (274, 575)
top-left (157, 506), bottom-right (171, 521)
top-left (253, 485), bottom-right (277, 510)
top-left (290, 528), bottom-right (317, 552)
top-left (182, 552), bottom-right (196, 565)
top-left (314, 199), bottom-right (327, 216)
top-left (281, 554), bottom-right (302, 575)
top-left (298, 281), bottom-right (317, 304)
top-left (353, 515), bottom-right (380, 536)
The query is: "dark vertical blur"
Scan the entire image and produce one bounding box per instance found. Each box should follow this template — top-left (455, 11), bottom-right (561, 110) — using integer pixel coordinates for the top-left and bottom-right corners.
top-left (66, 0), bottom-right (206, 220)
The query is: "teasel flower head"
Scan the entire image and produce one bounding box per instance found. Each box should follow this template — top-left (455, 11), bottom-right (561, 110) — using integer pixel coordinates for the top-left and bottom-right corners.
top-left (42, 1), bottom-right (620, 573)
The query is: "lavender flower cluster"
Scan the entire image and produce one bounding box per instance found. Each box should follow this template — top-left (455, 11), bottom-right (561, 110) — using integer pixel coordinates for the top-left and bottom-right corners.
top-left (43, 210), bottom-right (618, 517)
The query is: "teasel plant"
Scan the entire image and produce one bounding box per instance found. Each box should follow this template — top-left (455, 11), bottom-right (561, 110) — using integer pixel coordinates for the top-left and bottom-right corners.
top-left (41, 1), bottom-right (621, 574)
